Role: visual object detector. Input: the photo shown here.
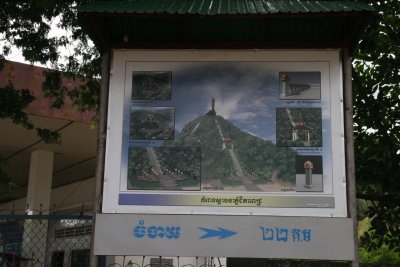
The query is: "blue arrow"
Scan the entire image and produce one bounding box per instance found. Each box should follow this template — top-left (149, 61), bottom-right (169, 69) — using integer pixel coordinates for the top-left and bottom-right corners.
top-left (198, 227), bottom-right (237, 239)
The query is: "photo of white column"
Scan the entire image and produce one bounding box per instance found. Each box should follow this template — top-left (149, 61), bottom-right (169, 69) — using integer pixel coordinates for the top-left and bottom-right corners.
top-left (295, 155), bottom-right (323, 192)
top-left (304, 161), bottom-right (313, 188)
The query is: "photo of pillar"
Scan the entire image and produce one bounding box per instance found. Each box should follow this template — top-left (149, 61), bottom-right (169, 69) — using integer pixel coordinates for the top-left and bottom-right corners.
top-left (304, 161), bottom-right (313, 188)
top-left (295, 155), bottom-right (323, 192)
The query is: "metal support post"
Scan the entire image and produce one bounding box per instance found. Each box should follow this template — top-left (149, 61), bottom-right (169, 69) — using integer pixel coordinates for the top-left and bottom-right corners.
top-left (343, 48), bottom-right (359, 267)
top-left (89, 50), bottom-right (111, 267)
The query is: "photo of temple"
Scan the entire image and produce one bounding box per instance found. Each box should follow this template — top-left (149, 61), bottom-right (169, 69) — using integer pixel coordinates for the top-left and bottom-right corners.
top-left (292, 115), bottom-right (313, 146)
top-left (129, 107), bottom-right (175, 140)
top-left (276, 108), bottom-right (323, 147)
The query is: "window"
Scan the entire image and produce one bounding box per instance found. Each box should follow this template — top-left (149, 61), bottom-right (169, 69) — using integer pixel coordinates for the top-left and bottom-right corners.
top-left (51, 251), bottom-right (64, 267)
top-left (70, 249), bottom-right (90, 267)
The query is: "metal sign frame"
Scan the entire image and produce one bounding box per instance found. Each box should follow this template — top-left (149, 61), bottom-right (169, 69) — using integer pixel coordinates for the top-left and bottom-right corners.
top-left (102, 50), bottom-right (347, 217)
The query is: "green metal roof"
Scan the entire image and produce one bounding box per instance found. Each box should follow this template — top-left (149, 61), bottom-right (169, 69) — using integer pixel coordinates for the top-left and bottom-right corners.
top-left (77, 0), bottom-right (374, 15)
top-left (77, 0), bottom-right (374, 51)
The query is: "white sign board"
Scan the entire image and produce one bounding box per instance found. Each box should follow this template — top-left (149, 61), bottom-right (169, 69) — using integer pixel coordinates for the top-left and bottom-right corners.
top-left (94, 214), bottom-right (354, 260)
top-left (103, 50), bottom-right (347, 217)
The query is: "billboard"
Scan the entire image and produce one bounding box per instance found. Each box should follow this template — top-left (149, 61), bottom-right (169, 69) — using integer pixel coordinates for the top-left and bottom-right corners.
top-left (103, 50), bottom-right (346, 217)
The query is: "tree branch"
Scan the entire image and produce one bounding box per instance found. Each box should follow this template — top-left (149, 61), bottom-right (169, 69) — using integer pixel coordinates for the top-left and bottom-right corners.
top-left (357, 193), bottom-right (400, 204)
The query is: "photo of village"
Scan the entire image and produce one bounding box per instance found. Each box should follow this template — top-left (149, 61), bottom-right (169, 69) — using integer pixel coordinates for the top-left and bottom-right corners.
top-left (127, 147), bottom-right (201, 190)
top-left (295, 155), bottom-right (323, 192)
top-left (132, 71), bottom-right (172, 100)
top-left (129, 107), bottom-right (175, 140)
top-left (276, 108), bottom-right (323, 147)
top-left (279, 72), bottom-right (321, 100)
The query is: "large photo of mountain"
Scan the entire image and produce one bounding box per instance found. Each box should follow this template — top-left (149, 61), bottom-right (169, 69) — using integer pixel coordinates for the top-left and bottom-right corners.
top-left (166, 100), bottom-right (297, 191)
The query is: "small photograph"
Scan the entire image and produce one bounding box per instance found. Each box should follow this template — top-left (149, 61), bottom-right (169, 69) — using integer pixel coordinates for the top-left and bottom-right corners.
top-left (132, 71), bottom-right (172, 100)
top-left (127, 147), bottom-right (201, 190)
top-left (276, 108), bottom-right (322, 147)
top-left (130, 107), bottom-right (175, 140)
top-left (279, 72), bottom-right (321, 100)
top-left (295, 155), bottom-right (323, 192)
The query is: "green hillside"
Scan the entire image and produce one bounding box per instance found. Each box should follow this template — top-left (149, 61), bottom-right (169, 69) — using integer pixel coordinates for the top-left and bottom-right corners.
top-left (167, 113), bottom-right (296, 184)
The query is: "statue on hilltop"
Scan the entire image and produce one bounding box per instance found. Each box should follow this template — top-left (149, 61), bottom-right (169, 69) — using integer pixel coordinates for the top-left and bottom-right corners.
top-left (206, 97), bottom-right (216, 116)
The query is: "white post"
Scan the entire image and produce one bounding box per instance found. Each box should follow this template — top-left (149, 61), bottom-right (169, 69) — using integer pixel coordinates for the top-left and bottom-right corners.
top-left (22, 150), bottom-right (54, 265)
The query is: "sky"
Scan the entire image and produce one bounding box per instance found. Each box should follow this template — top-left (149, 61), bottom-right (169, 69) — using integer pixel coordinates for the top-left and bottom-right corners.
top-left (1, 16), bottom-right (83, 68)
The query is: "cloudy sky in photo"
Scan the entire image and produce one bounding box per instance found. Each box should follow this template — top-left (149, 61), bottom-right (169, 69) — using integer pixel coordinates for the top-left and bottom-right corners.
top-left (169, 62), bottom-right (280, 141)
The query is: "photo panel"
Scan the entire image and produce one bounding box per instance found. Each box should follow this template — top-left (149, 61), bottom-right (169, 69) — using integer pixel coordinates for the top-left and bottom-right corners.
top-left (127, 147), bottom-right (201, 191)
top-left (295, 155), bottom-right (323, 192)
top-left (130, 107), bottom-right (175, 140)
top-left (276, 108), bottom-right (323, 147)
top-left (132, 71), bottom-right (172, 100)
top-left (279, 72), bottom-right (321, 100)
top-left (103, 50), bottom-right (348, 216)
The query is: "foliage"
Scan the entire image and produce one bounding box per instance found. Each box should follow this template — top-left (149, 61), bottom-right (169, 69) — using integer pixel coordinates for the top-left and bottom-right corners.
top-left (276, 108), bottom-right (323, 147)
top-left (130, 109), bottom-right (175, 140)
top-left (132, 71), bottom-right (172, 100)
top-left (157, 148), bottom-right (201, 182)
top-left (0, 0), bottom-right (101, 187)
top-left (360, 246), bottom-right (400, 264)
top-left (0, 156), bottom-right (17, 191)
top-left (358, 214), bottom-right (400, 264)
top-left (353, 0), bottom-right (400, 253)
top-left (170, 114), bottom-right (296, 185)
top-left (127, 147), bottom-right (200, 190)
top-left (359, 245), bottom-right (400, 264)
top-left (0, 0), bottom-right (101, 138)
top-left (0, 82), bottom-right (35, 129)
top-left (128, 147), bottom-right (154, 189)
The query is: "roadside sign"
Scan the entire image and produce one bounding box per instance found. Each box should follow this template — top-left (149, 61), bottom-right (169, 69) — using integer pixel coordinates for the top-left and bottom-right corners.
top-left (95, 214), bottom-right (354, 260)
top-left (96, 50), bottom-right (354, 260)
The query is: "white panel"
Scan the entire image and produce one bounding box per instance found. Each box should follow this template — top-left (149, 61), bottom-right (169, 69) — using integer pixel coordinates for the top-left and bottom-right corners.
top-left (103, 50), bottom-right (347, 217)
